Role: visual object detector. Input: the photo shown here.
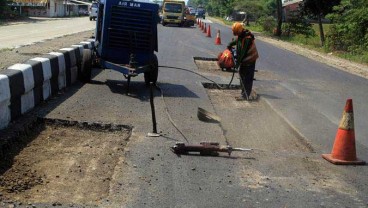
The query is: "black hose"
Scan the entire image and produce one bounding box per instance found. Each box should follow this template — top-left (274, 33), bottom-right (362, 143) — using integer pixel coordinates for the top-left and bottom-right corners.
top-left (158, 65), bottom-right (238, 89)
top-left (156, 65), bottom-right (239, 143)
top-left (155, 84), bottom-right (190, 143)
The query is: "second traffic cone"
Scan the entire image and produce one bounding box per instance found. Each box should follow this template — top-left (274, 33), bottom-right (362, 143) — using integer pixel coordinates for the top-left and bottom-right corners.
top-left (215, 30), bottom-right (222, 45)
top-left (322, 99), bottom-right (366, 165)
top-left (203, 23), bottom-right (207, 33)
top-left (206, 24), bottom-right (211, 37)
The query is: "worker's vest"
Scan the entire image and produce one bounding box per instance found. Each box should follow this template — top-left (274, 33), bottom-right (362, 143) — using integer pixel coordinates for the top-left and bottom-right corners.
top-left (237, 34), bottom-right (259, 65)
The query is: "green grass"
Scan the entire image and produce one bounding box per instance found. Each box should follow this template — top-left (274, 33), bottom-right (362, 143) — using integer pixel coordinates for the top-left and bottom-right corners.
top-left (285, 24), bottom-right (367, 65)
top-left (0, 48), bottom-right (12, 52)
top-left (210, 16), bottom-right (263, 33)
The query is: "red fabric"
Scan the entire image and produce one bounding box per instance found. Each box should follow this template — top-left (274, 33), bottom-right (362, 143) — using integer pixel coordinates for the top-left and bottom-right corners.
top-left (217, 49), bottom-right (235, 69)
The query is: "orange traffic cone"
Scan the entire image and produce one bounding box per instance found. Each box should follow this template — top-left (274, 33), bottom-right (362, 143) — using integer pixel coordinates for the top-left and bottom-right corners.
top-left (199, 20), bottom-right (202, 29)
top-left (215, 30), bottom-right (222, 45)
top-left (203, 23), bottom-right (207, 33)
top-left (322, 99), bottom-right (366, 165)
top-left (201, 22), bottom-right (204, 31)
top-left (206, 24), bottom-right (212, 37)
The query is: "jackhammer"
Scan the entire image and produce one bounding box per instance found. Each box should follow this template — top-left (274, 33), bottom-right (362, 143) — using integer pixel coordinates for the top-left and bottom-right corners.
top-left (171, 142), bottom-right (252, 156)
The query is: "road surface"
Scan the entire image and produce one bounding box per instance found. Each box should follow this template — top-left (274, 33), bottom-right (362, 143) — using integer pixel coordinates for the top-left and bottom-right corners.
top-left (0, 17), bottom-right (95, 49)
top-left (1, 18), bottom-right (368, 207)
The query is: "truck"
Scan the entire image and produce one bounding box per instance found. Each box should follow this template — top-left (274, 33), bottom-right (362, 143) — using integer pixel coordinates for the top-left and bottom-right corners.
top-left (183, 7), bottom-right (195, 27)
top-left (195, 6), bottom-right (205, 19)
top-left (88, 1), bottom-right (98, 21)
top-left (161, 0), bottom-right (186, 26)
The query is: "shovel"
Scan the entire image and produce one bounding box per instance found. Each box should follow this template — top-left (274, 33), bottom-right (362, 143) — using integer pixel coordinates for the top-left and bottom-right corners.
top-left (197, 107), bottom-right (221, 123)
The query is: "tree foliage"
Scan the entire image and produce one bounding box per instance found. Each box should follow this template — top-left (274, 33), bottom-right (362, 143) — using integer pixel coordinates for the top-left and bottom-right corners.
top-left (299, 0), bottom-right (341, 45)
top-left (0, 0), bottom-right (8, 19)
top-left (275, 0), bottom-right (282, 36)
top-left (232, 0), bottom-right (264, 19)
top-left (325, 0), bottom-right (368, 56)
top-left (282, 10), bottom-right (315, 40)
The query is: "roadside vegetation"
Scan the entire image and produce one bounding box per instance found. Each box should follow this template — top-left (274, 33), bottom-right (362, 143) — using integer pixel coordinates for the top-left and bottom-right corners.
top-left (189, 0), bottom-right (368, 65)
top-left (0, 0), bottom-right (26, 24)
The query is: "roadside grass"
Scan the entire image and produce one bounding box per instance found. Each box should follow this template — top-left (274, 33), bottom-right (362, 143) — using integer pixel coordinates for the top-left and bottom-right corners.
top-left (210, 16), bottom-right (367, 65)
top-left (0, 48), bottom-right (12, 52)
top-left (213, 18), bottom-right (263, 34)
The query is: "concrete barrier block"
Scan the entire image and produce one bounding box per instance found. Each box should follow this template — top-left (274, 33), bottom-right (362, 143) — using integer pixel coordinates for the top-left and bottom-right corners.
top-left (42, 79), bottom-right (51, 101)
top-left (42, 54), bottom-right (61, 95)
top-left (79, 41), bottom-right (93, 49)
top-left (70, 66), bottom-right (78, 84)
top-left (0, 100), bottom-right (11, 130)
top-left (0, 75), bottom-right (11, 129)
top-left (87, 39), bottom-right (96, 47)
top-left (23, 59), bottom-right (45, 88)
top-left (21, 89), bottom-right (35, 114)
top-left (30, 57), bottom-right (52, 100)
top-left (31, 57), bottom-right (52, 80)
top-left (60, 48), bottom-right (77, 67)
top-left (59, 48), bottom-right (78, 86)
top-left (48, 52), bottom-right (66, 90)
top-left (7, 64), bottom-right (34, 95)
top-left (71, 45), bottom-right (84, 59)
top-left (0, 74), bottom-right (11, 103)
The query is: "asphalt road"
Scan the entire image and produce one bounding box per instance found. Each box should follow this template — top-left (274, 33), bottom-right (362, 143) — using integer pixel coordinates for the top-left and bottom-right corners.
top-left (0, 17), bottom-right (95, 49)
top-left (1, 18), bottom-right (368, 207)
top-left (36, 20), bottom-right (368, 207)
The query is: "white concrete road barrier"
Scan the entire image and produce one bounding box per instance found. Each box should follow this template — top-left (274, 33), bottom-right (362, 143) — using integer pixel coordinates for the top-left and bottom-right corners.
top-left (0, 39), bottom-right (95, 130)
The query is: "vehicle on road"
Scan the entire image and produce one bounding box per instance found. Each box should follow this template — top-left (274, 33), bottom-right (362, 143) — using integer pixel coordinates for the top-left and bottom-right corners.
top-left (161, 0), bottom-right (185, 26)
top-left (195, 6), bottom-right (205, 19)
top-left (89, 2), bottom-right (98, 21)
top-left (79, 9), bottom-right (89, 16)
top-left (183, 7), bottom-right (195, 27)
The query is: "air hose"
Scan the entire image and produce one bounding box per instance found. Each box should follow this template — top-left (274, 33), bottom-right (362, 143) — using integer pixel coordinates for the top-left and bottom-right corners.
top-left (156, 65), bottom-right (239, 143)
top-left (158, 65), bottom-right (238, 89)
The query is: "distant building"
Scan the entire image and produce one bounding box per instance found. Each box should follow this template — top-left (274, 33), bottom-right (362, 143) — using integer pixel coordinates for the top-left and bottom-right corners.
top-left (10, 0), bottom-right (90, 17)
top-left (282, 0), bottom-right (303, 21)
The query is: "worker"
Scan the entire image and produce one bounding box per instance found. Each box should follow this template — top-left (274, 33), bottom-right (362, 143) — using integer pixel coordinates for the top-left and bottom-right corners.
top-left (227, 22), bottom-right (259, 101)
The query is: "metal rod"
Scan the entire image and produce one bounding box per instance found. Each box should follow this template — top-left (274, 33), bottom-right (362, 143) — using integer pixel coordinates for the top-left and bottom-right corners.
top-left (126, 76), bottom-right (131, 94)
top-left (150, 82), bottom-right (157, 134)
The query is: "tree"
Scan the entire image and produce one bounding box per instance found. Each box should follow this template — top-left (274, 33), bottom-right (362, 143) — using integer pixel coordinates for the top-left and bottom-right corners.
top-left (275, 0), bottom-right (282, 36)
top-left (263, 0), bottom-right (276, 16)
top-left (326, 0), bottom-right (368, 55)
top-left (283, 10), bottom-right (315, 41)
top-left (0, 0), bottom-right (7, 19)
top-left (232, 0), bottom-right (264, 24)
top-left (300, 0), bottom-right (341, 46)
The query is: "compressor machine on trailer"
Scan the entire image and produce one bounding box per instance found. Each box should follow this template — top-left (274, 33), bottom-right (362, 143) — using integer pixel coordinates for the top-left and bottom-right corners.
top-left (80, 0), bottom-right (159, 92)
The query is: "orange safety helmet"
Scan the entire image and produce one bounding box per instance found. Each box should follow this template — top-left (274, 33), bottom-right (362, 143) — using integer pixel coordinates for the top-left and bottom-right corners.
top-left (232, 22), bottom-right (244, 36)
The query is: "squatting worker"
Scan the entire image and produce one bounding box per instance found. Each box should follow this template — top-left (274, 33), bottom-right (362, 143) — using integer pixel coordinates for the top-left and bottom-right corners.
top-left (227, 22), bottom-right (259, 100)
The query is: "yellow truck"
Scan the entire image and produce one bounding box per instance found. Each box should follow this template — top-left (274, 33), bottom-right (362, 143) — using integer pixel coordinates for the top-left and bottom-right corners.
top-left (183, 7), bottom-right (195, 27)
top-left (161, 0), bottom-right (194, 27)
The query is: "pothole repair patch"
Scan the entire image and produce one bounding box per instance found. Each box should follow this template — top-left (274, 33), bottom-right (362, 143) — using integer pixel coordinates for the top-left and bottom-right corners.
top-left (0, 118), bottom-right (131, 206)
top-left (194, 57), bottom-right (236, 77)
